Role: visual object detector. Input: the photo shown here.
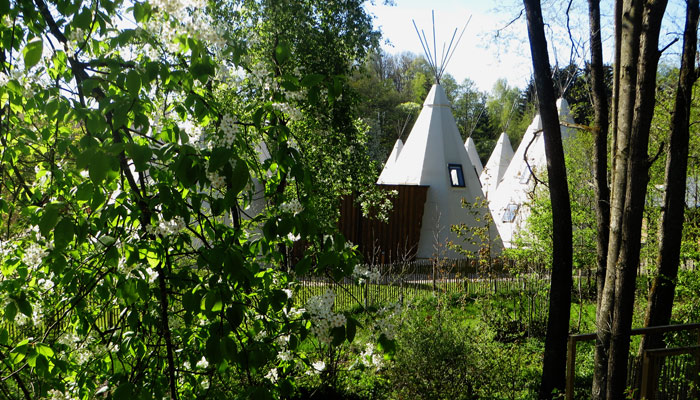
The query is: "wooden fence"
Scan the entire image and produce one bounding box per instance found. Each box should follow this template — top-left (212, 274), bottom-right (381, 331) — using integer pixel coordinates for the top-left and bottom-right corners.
top-left (295, 258), bottom-right (552, 310)
top-left (566, 323), bottom-right (700, 400)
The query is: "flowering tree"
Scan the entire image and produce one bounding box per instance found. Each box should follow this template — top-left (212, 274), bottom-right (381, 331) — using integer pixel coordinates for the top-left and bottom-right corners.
top-left (0, 0), bottom-right (378, 398)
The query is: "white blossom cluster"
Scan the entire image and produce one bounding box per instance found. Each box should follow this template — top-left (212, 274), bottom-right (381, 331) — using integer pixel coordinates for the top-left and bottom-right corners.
top-left (283, 306), bottom-right (304, 320)
top-left (207, 170), bottom-right (226, 189)
top-left (375, 302), bottom-right (402, 340)
top-left (279, 198), bottom-right (303, 215)
top-left (38, 277), bottom-right (53, 292)
top-left (33, 165), bottom-right (52, 188)
top-left (306, 290), bottom-right (346, 344)
top-left (46, 389), bottom-right (78, 400)
top-left (146, 0), bottom-right (226, 57)
top-left (146, 216), bottom-right (185, 237)
top-left (275, 334), bottom-right (292, 363)
top-left (0, 240), bottom-right (16, 261)
top-left (57, 332), bottom-right (91, 365)
top-left (219, 114), bottom-right (237, 147)
top-left (23, 242), bottom-right (48, 269)
top-left (0, 72), bottom-right (8, 88)
top-left (117, 257), bottom-right (136, 276)
top-left (352, 265), bottom-right (381, 284)
top-left (272, 102), bottom-right (303, 121)
top-left (248, 60), bottom-right (273, 91)
top-left (265, 368), bottom-right (279, 383)
top-left (144, 267), bottom-right (159, 283)
top-left (195, 356), bottom-right (209, 369)
top-left (68, 28), bottom-right (85, 42)
top-left (311, 360), bottom-right (326, 374)
top-left (359, 343), bottom-right (383, 370)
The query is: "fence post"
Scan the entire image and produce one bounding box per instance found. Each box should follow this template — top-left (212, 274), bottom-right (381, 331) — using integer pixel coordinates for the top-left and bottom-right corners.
top-left (565, 335), bottom-right (576, 400)
top-left (640, 351), bottom-right (660, 400)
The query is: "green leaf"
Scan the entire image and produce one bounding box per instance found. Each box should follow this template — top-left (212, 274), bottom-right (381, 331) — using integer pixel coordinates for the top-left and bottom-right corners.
top-left (230, 160), bottom-right (249, 196)
top-left (221, 336), bottom-right (237, 361)
top-left (133, 2), bottom-right (145, 22)
top-left (97, 235), bottom-right (116, 247)
top-left (295, 257), bottom-right (311, 276)
top-left (125, 143), bottom-right (152, 172)
top-left (190, 57), bottom-right (215, 83)
top-left (377, 334), bottom-right (396, 358)
top-left (301, 74), bottom-right (324, 88)
top-left (86, 112), bottom-right (106, 135)
top-left (35, 343), bottom-right (54, 358)
top-left (203, 291), bottom-right (223, 312)
top-left (182, 291), bottom-right (201, 313)
top-left (209, 147), bottom-right (231, 171)
top-left (88, 153), bottom-right (111, 183)
top-left (16, 298), bottom-right (31, 317)
top-left (126, 69), bottom-right (141, 95)
top-left (331, 326), bottom-right (345, 346)
top-left (274, 42), bottom-right (291, 64)
top-left (205, 335), bottom-right (222, 364)
top-left (4, 302), bottom-right (16, 322)
top-left (346, 316), bottom-right (357, 343)
top-left (113, 382), bottom-right (135, 400)
top-left (23, 37), bottom-right (43, 69)
top-left (226, 304), bottom-right (244, 330)
top-left (39, 204), bottom-right (61, 237)
top-left (76, 182), bottom-right (94, 201)
top-left (72, 7), bottom-right (92, 30)
top-left (54, 218), bottom-right (75, 250)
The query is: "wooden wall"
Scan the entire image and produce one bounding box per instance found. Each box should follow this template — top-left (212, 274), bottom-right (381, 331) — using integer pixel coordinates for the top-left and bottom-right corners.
top-left (338, 184), bottom-right (429, 263)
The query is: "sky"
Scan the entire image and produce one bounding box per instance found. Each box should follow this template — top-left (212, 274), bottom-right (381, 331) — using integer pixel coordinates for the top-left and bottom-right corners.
top-left (365, 0), bottom-right (686, 93)
top-left (365, 0), bottom-right (535, 92)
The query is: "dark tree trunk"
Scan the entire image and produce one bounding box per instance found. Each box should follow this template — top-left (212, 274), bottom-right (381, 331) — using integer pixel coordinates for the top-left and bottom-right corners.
top-left (523, 1), bottom-right (574, 398)
top-left (588, 0), bottom-right (610, 314)
top-left (593, 1), bottom-right (642, 397)
top-left (640, 0), bottom-right (699, 352)
top-left (606, 1), bottom-right (668, 398)
top-left (588, 2), bottom-right (611, 392)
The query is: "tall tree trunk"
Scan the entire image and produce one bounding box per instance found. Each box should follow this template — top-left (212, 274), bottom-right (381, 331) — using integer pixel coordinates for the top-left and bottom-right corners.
top-left (606, 1), bottom-right (668, 398)
top-left (588, 0), bottom-right (610, 313)
top-left (588, 1), bottom-right (612, 391)
top-left (593, 1), bottom-right (642, 397)
top-left (523, 1), bottom-right (574, 398)
top-left (640, 0), bottom-right (699, 352)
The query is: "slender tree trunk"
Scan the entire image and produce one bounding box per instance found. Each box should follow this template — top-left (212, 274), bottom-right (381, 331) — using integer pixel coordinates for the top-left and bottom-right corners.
top-left (523, 1), bottom-right (574, 398)
top-left (606, 1), bottom-right (668, 398)
top-left (593, 1), bottom-right (642, 397)
top-left (588, 0), bottom-right (612, 392)
top-left (640, 0), bottom-right (699, 352)
top-left (587, 0), bottom-right (610, 312)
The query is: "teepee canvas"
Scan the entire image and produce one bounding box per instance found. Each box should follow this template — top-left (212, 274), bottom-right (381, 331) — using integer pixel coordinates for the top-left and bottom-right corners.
top-left (378, 84), bottom-right (500, 258)
top-left (464, 137), bottom-right (483, 177)
top-left (378, 139), bottom-right (403, 182)
top-left (489, 99), bottom-right (574, 248)
top-left (480, 132), bottom-right (514, 199)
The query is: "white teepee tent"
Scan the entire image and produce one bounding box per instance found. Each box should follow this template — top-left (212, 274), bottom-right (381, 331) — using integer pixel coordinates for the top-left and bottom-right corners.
top-left (480, 132), bottom-right (514, 199)
top-left (489, 99), bottom-right (574, 248)
top-left (378, 139), bottom-right (403, 182)
top-left (377, 84), bottom-right (500, 258)
top-left (464, 136), bottom-right (483, 177)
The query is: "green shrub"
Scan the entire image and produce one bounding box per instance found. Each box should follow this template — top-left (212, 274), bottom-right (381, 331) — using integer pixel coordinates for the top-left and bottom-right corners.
top-left (389, 306), bottom-right (478, 400)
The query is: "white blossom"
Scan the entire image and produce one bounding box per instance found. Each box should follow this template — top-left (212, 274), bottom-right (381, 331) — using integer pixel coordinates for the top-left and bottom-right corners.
top-left (38, 278), bottom-right (53, 292)
top-left (311, 360), bottom-right (325, 373)
top-left (23, 242), bottom-right (48, 269)
top-left (306, 290), bottom-right (346, 344)
top-left (265, 368), bottom-right (279, 383)
top-left (219, 114), bottom-right (237, 147)
top-left (195, 356), bottom-right (209, 369)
